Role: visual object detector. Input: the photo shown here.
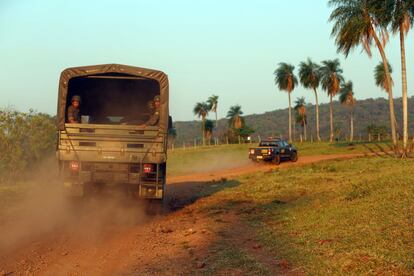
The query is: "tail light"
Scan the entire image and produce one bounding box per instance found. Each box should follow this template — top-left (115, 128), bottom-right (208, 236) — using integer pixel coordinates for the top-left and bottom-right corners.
top-left (143, 164), bottom-right (154, 173)
top-left (249, 149), bottom-right (255, 154)
top-left (70, 161), bottom-right (79, 171)
top-left (268, 148), bottom-right (273, 154)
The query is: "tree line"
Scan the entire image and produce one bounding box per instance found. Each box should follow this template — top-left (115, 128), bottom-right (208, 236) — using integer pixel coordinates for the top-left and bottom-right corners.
top-left (0, 109), bottom-right (56, 182)
top-left (193, 95), bottom-right (254, 146)
top-left (275, 0), bottom-right (414, 157)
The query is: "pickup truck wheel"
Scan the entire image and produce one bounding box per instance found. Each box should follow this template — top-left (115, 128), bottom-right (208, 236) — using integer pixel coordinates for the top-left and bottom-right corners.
top-left (290, 152), bottom-right (298, 162)
top-left (272, 155), bottom-right (281, 165)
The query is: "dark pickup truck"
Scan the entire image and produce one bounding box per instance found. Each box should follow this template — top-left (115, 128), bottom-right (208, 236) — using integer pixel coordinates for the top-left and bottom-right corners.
top-left (248, 139), bottom-right (298, 165)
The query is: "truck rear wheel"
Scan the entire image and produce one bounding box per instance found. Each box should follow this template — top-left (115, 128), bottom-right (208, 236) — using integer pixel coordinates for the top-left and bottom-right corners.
top-left (272, 155), bottom-right (281, 165)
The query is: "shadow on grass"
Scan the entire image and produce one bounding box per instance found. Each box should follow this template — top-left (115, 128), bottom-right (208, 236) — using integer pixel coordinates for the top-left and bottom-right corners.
top-left (166, 179), bottom-right (240, 212)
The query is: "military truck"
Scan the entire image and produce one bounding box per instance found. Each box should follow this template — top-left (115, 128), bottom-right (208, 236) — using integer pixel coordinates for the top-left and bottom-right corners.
top-left (248, 138), bottom-right (298, 165)
top-left (56, 64), bottom-right (169, 202)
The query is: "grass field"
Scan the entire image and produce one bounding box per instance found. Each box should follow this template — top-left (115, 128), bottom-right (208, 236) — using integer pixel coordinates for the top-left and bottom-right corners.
top-left (167, 141), bottom-right (392, 176)
top-left (1, 142), bottom-right (412, 274)
top-left (196, 156), bottom-right (414, 274)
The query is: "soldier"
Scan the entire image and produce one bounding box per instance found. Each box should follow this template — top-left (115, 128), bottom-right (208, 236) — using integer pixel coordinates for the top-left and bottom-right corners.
top-left (138, 96), bottom-right (160, 127)
top-left (146, 95), bottom-right (160, 126)
top-left (67, 95), bottom-right (81, 123)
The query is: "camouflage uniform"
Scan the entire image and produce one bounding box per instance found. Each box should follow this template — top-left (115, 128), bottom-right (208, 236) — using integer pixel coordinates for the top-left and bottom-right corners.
top-left (67, 95), bottom-right (81, 123)
top-left (67, 105), bottom-right (80, 123)
top-left (146, 109), bottom-right (159, 126)
top-left (146, 96), bottom-right (160, 126)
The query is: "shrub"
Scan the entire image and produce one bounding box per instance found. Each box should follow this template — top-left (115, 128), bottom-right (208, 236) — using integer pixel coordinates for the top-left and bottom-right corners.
top-left (0, 108), bottom-right (56, 182)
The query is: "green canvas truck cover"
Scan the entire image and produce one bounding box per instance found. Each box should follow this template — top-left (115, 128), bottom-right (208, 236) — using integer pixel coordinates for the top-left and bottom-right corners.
top-left (57, 64), bottom-right (169, 133)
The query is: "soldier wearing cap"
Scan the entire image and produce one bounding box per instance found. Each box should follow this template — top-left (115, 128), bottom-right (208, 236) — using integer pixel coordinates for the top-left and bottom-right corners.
top-left (67, 95), bottom-right (81, 123)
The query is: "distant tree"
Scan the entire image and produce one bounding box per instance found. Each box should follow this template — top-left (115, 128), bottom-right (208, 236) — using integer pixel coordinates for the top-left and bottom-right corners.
top-left (320, 59), bottom-right (344, 143)
top-left (207, 95), bottom-right (219, 128)
top-left (328, 0), bottom-right (398, 150)
top-left (168, 124), bottom-right (177, 149)
top-left (274, 63), bottom-right (298, 142)
top-left (299, 58), bottom-right (321, 141)
top-left (294, 97), bottom-right (307, 141)
top-left (0, 109), bottom-right (56, 182)
top-left (367, 124), bottom-right (388, 140)
top-left (339, 81), bottom-right (356, 142)
top-left (204, 119), bottom-right (214, 144)
top-left (193, 102), bottom-right (209, 146)
top-left (227, 105), bottom-right (244, 129)
top-left (234, 125), bottom-right (255, 141)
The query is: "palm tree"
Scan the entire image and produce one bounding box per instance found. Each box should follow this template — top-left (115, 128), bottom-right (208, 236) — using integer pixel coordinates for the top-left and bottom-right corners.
top-left (193, 102), bottom-right (209, 146)
top-left (227, 105), bottom-right (244, 129)
top-left (319, 59), bottom-right (344, 143)
top-left (374, 62), bottom-right (399, 136)
top-left (207, 95), bottom-right (219, 128)
top-left (374, 62), bottom-right (394, 92)
top-left (299, 58), bottom-right (321, 141)
top-left (274, 63), bottom-right (298, 142)
top-left (328, 0), bottom-right (398, 151)
top-left (294, 97), bottom-right (307, 141)
top-left (391, 0), bottom-right (413, 156)
top-left (204, 119), bottom-right (215, 145)
top-left (339, 81), bottom-right (356, 142)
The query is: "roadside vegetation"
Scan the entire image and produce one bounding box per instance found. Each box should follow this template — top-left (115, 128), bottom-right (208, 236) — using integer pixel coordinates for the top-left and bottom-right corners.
top-left (167, 141), bottom-right (391, 176)
top-left (195, 157), bottom-right (414, 274)
top-left (0, 108), bottom-right (55, 182)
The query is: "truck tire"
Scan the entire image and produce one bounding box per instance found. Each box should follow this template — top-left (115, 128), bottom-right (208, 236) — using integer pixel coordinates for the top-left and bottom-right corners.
top-left (290, 152), bottom-right (298, 162)
top-left (272, 155), bottom-right (281, 165)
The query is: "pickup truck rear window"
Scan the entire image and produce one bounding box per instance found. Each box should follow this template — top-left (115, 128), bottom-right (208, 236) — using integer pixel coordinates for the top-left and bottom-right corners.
top-left (259, 141), bottom-right (280, 147)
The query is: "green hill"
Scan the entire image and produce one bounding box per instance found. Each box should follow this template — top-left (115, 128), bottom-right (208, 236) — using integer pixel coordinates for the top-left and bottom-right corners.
top-left (174, 97), bottom-right (414, 145)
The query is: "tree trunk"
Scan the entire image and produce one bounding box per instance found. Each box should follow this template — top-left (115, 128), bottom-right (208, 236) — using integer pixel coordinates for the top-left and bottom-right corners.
top-left (371, 25), bottom-right (398, 152)
top-left (329, 94), bottom-right (334, 143)
top-left (202, 116), bottom-right (206, 146)
top-left (304, 120), bottom-right (307, 141)
top-left (288, 92), bottom-right (292, 141)
top-left (293, 117), bottom-right (296, 141)
top-left (313, 88), bottom-right (321, 141)
top-left (399, 26), bottom-right (408, 156)
top-left (350, 110), bottom-right (354, 143)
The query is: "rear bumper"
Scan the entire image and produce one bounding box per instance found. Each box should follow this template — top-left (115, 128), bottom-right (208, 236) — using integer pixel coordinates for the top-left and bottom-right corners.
top-left (61, 161), bottom-right (165, 199)
top-left (249, 154), bottom-right (272, 161)
top-left (63, 180), bottom-right (164, 199)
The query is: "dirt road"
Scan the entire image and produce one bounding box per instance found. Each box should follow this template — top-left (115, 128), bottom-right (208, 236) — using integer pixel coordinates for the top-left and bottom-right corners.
top-left (0, 153), bottom-right (365, 275)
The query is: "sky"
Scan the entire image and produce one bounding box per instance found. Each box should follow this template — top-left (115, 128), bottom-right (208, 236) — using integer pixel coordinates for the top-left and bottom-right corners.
top-left (0, 0), bottom-right (413, 121)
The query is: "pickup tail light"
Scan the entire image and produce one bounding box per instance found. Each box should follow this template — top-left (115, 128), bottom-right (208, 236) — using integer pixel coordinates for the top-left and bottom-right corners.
top-left (249, 149), bottom-right (255, 154)
top-left (143, 163), bottom-right (154, 173)
top-left (268, 148), bottom-right (273, 154)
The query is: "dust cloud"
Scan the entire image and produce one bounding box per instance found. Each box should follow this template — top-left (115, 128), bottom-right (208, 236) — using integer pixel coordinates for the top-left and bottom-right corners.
top-left (0, 158), bottom-right (149, 256)
top-left (171, 149), bottom-right (254, 176)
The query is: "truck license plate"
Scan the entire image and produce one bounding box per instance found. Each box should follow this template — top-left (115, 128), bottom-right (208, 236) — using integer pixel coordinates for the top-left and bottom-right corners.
top-left (257, 156), bottom-right (263, 159)
top-left (281, 149), bottom-right (285, 153)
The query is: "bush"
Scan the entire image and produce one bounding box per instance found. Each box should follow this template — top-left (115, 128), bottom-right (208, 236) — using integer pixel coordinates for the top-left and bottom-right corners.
top-left (0, 108), bottom-right (56, 182)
